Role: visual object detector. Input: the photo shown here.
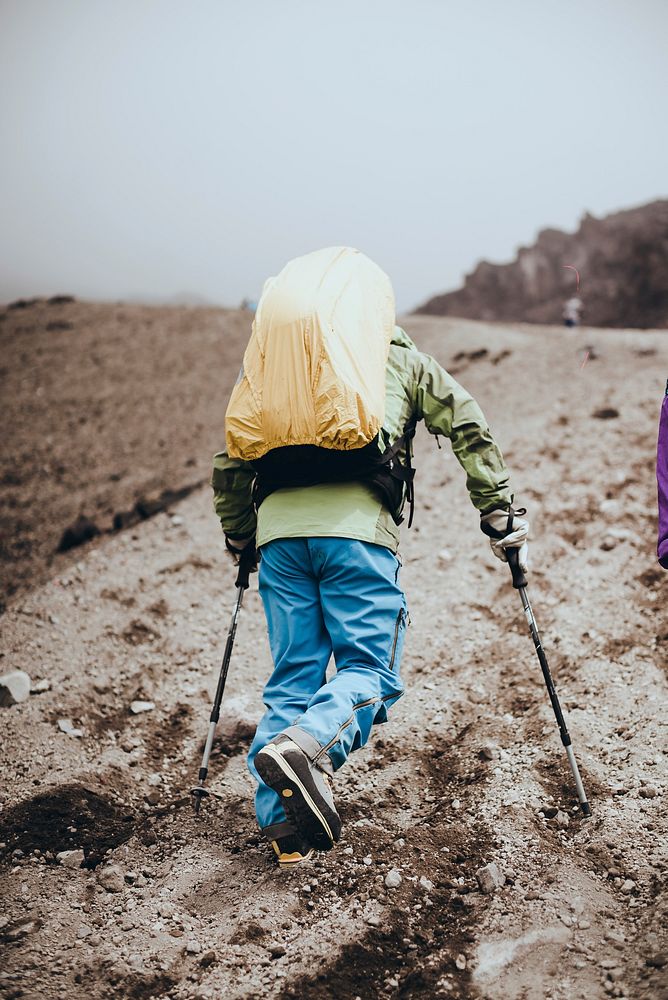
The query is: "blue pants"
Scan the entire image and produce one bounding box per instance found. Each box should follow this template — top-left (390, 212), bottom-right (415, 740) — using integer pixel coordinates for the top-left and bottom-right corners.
top-left (247, 537), bottom-right (407, 835)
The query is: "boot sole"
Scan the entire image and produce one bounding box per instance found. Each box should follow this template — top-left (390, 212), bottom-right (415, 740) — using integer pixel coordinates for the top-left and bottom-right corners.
top-left (256, 745), bottom-right (339, 851)
top-left (275, 847), bottom-right (314, 868)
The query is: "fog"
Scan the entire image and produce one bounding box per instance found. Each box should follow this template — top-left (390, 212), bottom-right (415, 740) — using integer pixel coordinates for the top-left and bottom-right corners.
top-left (1, 0), bottom-right (667, 310)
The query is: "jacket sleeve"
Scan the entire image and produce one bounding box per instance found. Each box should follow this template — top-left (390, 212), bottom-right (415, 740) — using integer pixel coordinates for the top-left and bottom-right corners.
top-left (413, 352), bottom-right (513, 513)
top-left (211, 451), bottom-right (257, 539)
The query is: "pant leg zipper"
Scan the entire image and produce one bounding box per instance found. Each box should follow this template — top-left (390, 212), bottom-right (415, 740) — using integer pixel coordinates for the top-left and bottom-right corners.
top-left (313, 689), bottom-right (401, 764)
top-left (314, 697), bottom-right (379, 762)
top-left (388, 607), bottom-right (405, 672)
top-left (313, 610), bottom-right (406, 764)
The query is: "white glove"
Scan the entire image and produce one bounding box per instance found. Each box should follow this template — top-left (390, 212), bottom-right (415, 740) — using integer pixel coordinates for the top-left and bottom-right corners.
top-left (480, 508), bottom-right (530, 572)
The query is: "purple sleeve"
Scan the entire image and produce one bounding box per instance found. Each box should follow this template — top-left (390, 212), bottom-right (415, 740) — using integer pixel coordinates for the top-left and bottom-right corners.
top-left (658, 383), bottom-right (668, 569)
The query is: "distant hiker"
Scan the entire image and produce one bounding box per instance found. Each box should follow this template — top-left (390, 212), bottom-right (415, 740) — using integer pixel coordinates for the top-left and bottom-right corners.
top-left (212, 247), bottom-right (528, 866)
top-left (657, 379), bottom-right (668, 569)
top-left (563, 296), bottom-right (584, 328)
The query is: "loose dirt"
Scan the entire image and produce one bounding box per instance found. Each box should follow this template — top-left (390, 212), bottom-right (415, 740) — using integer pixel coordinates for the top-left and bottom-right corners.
top-left (0, 299), bottom-right (249, 609)
top-left (1, 309), bottom-right (667, 999)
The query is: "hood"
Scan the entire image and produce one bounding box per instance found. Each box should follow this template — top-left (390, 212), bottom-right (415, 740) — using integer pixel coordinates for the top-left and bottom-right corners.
top-left (391, 325), bottom-right (419, 351)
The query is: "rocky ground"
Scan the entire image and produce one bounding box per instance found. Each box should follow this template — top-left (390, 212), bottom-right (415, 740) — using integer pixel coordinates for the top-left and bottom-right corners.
top-left (0, 309), bottom-right (667, 999)
top-left (0, 298), bottom-right (249, 609)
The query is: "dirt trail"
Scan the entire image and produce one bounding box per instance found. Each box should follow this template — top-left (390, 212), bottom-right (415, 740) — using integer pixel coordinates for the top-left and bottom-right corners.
top-left (1, 316), bottom-right (667, 1000)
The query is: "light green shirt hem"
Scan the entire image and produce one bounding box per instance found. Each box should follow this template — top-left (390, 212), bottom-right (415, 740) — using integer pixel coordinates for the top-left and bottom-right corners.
top-left (256, 482), bottom-right (400, 552)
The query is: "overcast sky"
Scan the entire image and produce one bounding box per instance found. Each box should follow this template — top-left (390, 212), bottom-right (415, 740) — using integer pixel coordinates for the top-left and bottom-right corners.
top-left (1, 0), bottom-right (667, 311)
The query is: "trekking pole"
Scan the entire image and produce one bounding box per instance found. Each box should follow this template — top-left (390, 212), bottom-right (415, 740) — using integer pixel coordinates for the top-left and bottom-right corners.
top-left (191, 544), bottom-right (255, 813)
top-left (506, 546), bottom-right (591, 816)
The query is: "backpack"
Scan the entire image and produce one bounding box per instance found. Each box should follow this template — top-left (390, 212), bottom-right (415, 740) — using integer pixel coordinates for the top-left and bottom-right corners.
top-left (225, 247), bottom-right (417, 525)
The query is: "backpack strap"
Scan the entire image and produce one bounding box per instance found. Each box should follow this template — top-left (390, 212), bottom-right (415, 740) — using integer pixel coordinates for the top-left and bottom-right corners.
top-left (250, 413), bottom-right (420, 527)
top-left (374, 413), bottom-right (418, 527)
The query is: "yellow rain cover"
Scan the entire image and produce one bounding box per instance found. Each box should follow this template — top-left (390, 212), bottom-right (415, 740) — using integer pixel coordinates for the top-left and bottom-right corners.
top-left (225, 247), bottom-right (395, 461)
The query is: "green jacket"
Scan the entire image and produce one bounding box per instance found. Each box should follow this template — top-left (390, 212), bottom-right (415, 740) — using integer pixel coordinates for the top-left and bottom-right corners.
top-left (212, 327), bottom-right (512, 547)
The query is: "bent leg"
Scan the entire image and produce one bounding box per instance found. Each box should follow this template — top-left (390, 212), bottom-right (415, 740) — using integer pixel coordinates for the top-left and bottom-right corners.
top-left (248, 538), bottom-right (332, 834)
top-left (289, 538), bottom-right (407, 772)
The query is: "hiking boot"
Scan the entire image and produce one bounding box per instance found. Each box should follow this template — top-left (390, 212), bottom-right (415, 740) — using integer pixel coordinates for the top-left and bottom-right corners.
top-left (271, 831), bottom-right (314, 867)
top-left (255, 735), bottom-right (342, 851)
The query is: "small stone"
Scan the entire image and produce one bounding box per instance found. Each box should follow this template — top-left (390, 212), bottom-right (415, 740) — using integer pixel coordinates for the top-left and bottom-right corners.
top-left (639, 786), bottom-right (658, 799)
top-left (554, 810), bottom-right (570, 829)
top-left (455, 954), bottom-right (467, 970)
top-left (145, 790), bottom-right (160, 806)
top-left (362, 856), bottom-right (372, 866)
top-left (540, 806), bottom-right (558, 819)
top-left (0, 670), bottom-right (32, 707)
top-left (186, 939), bottom-right (201, 954)
top-left (96, 865), bottom-right (125, 893)
top-left (419, 876), bottom-right (435, 892)
top-left (525, 890), bottom-right (541, 900)
top-left (601, 959), bottom-right (620, 970)
top-left (57, 718), bottom-right (84, 737)
top-left (620, 880), bottom-right (635, 895)
top-left (30, 678), bottom-right (51, 694)
top-left (479, 744), bottom-right (497, 761)
top-left (268, 944), bottom-right (286, 959)
top-left (130, 700), bottom-right (155, 715)
top-left (57, 849), bottom-right (85, 868)
top-left (438, 549), bottom-right (453, 563)
top-left (77, 925), bottom-right (92, 939)
top-left (120, 735), bottom-right (141, 752)
top-left (475, 862), bottom-right (505, 894)
top-left (200, 950), bottom-right (217, 967)
top-left (578, 919), bottom-right (591, 929)
top-left (646, 953), bottom-right (667, 969)
top-left (7, 920), bottom-right (38, 939)
top-left (385, 869), bottom-right (402, 889)
top-left (366, 913), bottom-right (381, 926)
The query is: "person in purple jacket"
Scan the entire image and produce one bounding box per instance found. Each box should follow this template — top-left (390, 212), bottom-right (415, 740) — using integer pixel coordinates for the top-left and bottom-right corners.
top-left (658, 379), bottom-right (668, 569)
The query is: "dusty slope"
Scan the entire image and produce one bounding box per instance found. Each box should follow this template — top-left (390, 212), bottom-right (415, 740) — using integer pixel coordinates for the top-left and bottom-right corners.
top-left (0, 299), bottom-right (250, 609)
top-left (0, 316), bottom-right (667, 1000)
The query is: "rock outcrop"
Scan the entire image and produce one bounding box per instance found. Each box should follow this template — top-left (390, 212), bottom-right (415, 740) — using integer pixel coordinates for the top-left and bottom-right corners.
top-left (416, 200), bottom-right (668, 328)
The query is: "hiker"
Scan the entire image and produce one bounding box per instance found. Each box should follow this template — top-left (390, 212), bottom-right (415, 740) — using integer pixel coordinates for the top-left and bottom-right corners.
top-left (563, 296), bottom-right (584, 328)
top-left (658, 379), bottom-right (668, 569)
top-left (212, 247), bottom-right (529, 866)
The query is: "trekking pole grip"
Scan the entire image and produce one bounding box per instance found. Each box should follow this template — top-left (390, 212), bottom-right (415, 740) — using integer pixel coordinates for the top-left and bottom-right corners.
top-left (506, 546), bottom-right (527, 589)
top-left (235, 543), bottom-right (256, 590)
